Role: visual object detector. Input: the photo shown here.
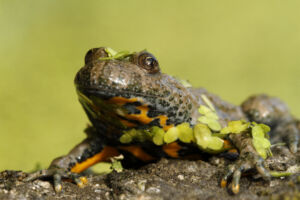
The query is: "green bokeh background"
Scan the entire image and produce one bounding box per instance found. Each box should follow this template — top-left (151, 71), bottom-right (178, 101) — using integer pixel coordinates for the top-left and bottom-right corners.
top-left (1, 0), bottom-right (300, 171)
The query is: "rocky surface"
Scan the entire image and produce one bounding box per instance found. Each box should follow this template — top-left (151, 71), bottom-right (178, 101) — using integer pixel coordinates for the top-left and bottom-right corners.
top-left (1, 146), bottom-right (300, 200)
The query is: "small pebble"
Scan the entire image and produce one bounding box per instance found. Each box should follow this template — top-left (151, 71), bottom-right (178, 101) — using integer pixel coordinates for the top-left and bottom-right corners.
top-left (178, 174), bottom-right (184, 180)
top-left (137, 180), bottom-right (147, 191)
top-left (119, 193), bottom-right (126, 200)
top-left (94, 189), bottom-right (102, 193)
top-left (146, 186), bottom-right (160, 194)
top-left (105, 191), bottom-right (110, 198)
top-left (37, 181), bottom-right (51, 189)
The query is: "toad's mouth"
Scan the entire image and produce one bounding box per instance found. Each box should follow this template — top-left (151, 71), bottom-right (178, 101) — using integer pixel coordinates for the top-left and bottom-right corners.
top-left (76, 85), bottom-right (163, 100)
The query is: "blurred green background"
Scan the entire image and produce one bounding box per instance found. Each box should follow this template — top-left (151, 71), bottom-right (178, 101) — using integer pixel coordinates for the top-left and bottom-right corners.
top-left (1, 0), bottom-right (300, 171)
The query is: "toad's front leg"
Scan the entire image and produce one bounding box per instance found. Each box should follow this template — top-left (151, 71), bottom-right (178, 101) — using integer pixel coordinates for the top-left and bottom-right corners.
top-left (221, 132), bottom-right (271, 194)
top-left (24, 129), bottom-right (120, 192)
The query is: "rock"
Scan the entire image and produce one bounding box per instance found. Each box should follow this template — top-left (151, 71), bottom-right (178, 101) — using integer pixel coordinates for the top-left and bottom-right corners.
top-left (0, 146), bottom-right (300, 200)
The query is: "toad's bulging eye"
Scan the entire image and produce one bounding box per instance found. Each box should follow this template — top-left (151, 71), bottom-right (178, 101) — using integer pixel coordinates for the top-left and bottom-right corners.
top-left (137, 52), bottom-right (160, 74)
top-left (145, 56), bottom-right (156, 66)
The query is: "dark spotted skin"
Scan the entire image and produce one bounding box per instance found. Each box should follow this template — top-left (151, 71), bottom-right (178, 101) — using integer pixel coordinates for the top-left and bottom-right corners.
top-left (25, 47), bottom-right (300, 194)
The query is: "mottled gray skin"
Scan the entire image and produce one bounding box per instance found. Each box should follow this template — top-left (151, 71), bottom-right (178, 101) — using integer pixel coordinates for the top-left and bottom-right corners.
top-left (25, 47), bottom-right (300, 194)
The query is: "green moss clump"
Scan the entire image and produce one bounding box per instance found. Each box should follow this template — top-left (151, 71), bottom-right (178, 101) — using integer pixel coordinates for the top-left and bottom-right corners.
top-left (251, 122), bottom-right (272, 159)
top-left (99, 47), bottom-right (134, 60)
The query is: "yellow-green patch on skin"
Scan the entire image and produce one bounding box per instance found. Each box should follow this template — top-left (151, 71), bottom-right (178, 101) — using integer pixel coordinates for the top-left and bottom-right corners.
top-left (119, 133), bottom-right (132, 144)
top-left (198, 115), bottom-right (221, 132)
top-left (270, 171), bottom-right (292, 177)
top-left (207, 120), bottom-right (222, 132)
top-left (177, 123), bottom-right (194, 143)
top-left (121, 129), bottom-right (137, 143)
top-left (194, 124), bottom-right (224, 151)
top-left (201, 94), bottom-right (216, 112)
top-left (197, 97), bottom-right (221, 131)
top-left (164, 127), bottom-right (179, 144)
top-left (206, 136), bottom-right (224, 151)
top-left (194, 124), bottom-right (213, 149)
top-left (105, 47), bottom-right (118, 57)
top-left (119, 103), bottom-right (272, 158)
top-left (179, 79), bottom-right (192, 88)
top-left (251, 123), bottom-right (272, 159)
top-left (120, 122), bottom-right (226, 152)
top-left (110, 155), bottom-right (124, 173)
top-left (252, 138), bottom-right (270, 159)
top-left (251, 124), bottom-right (265, 138)
top-left (151, 126), bottom-right (165, 145)
top-left (259, 123), bottom-right (271, 134)
top-left (111, 160), bottom-right (123, 172)
top-left (205, 112), bottom-right (219, 120)
top-left (198, 106), bottom-right (219, 120)
top-left (135, 130), bottom-right (147, 142)
top-left (120, 128), bottom-right (153, 143)
top-left (221, 120), bottom-right (249, 134)
top-left (198, 105), bottom-right (212, 115)
top-left (101, 47), bottom-right (134, 61)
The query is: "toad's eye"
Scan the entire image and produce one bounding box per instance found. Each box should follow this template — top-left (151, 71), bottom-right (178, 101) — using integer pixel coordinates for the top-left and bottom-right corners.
top-left (144, 56), bottom-right (157, 67)
top-left (137, 52), bottom-right (160, 74)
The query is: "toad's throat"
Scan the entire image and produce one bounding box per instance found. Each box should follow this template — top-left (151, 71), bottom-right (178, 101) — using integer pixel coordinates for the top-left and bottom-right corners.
top-left (77, 91), bottom-right (173, 131)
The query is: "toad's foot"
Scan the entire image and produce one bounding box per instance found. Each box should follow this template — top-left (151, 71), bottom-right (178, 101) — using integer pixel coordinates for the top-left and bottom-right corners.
top-left (221, 152), bottom-right (271, 194)
top-left (222, 130), bottom-right (272, 194)
top-left (24, 167), bottom-right (88, 192)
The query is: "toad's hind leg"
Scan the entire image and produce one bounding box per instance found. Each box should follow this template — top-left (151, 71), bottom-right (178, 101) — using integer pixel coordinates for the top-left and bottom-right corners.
top-left (25, 127), bottom-right (120, 192)
top-left (241, 94), bottom-right (299, 153)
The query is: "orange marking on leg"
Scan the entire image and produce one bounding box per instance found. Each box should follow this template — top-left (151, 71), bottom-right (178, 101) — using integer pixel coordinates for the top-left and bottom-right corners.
top-left (228, 149), bottom-right (238, 154)
top-left (162, 142), bottom-right (182, 158)
top-left (118, 145), bottom-right (156, 162)
top-left (71, 146), bottom-right (120, 173)
top-left (232, 184), bottom-right (240, 194)
top-left (221, 179), bottom-right (227, 188)
top-left (227, 149), bottom-right (239, 155)
top-left (223, 140), bottom-right (234, 150)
